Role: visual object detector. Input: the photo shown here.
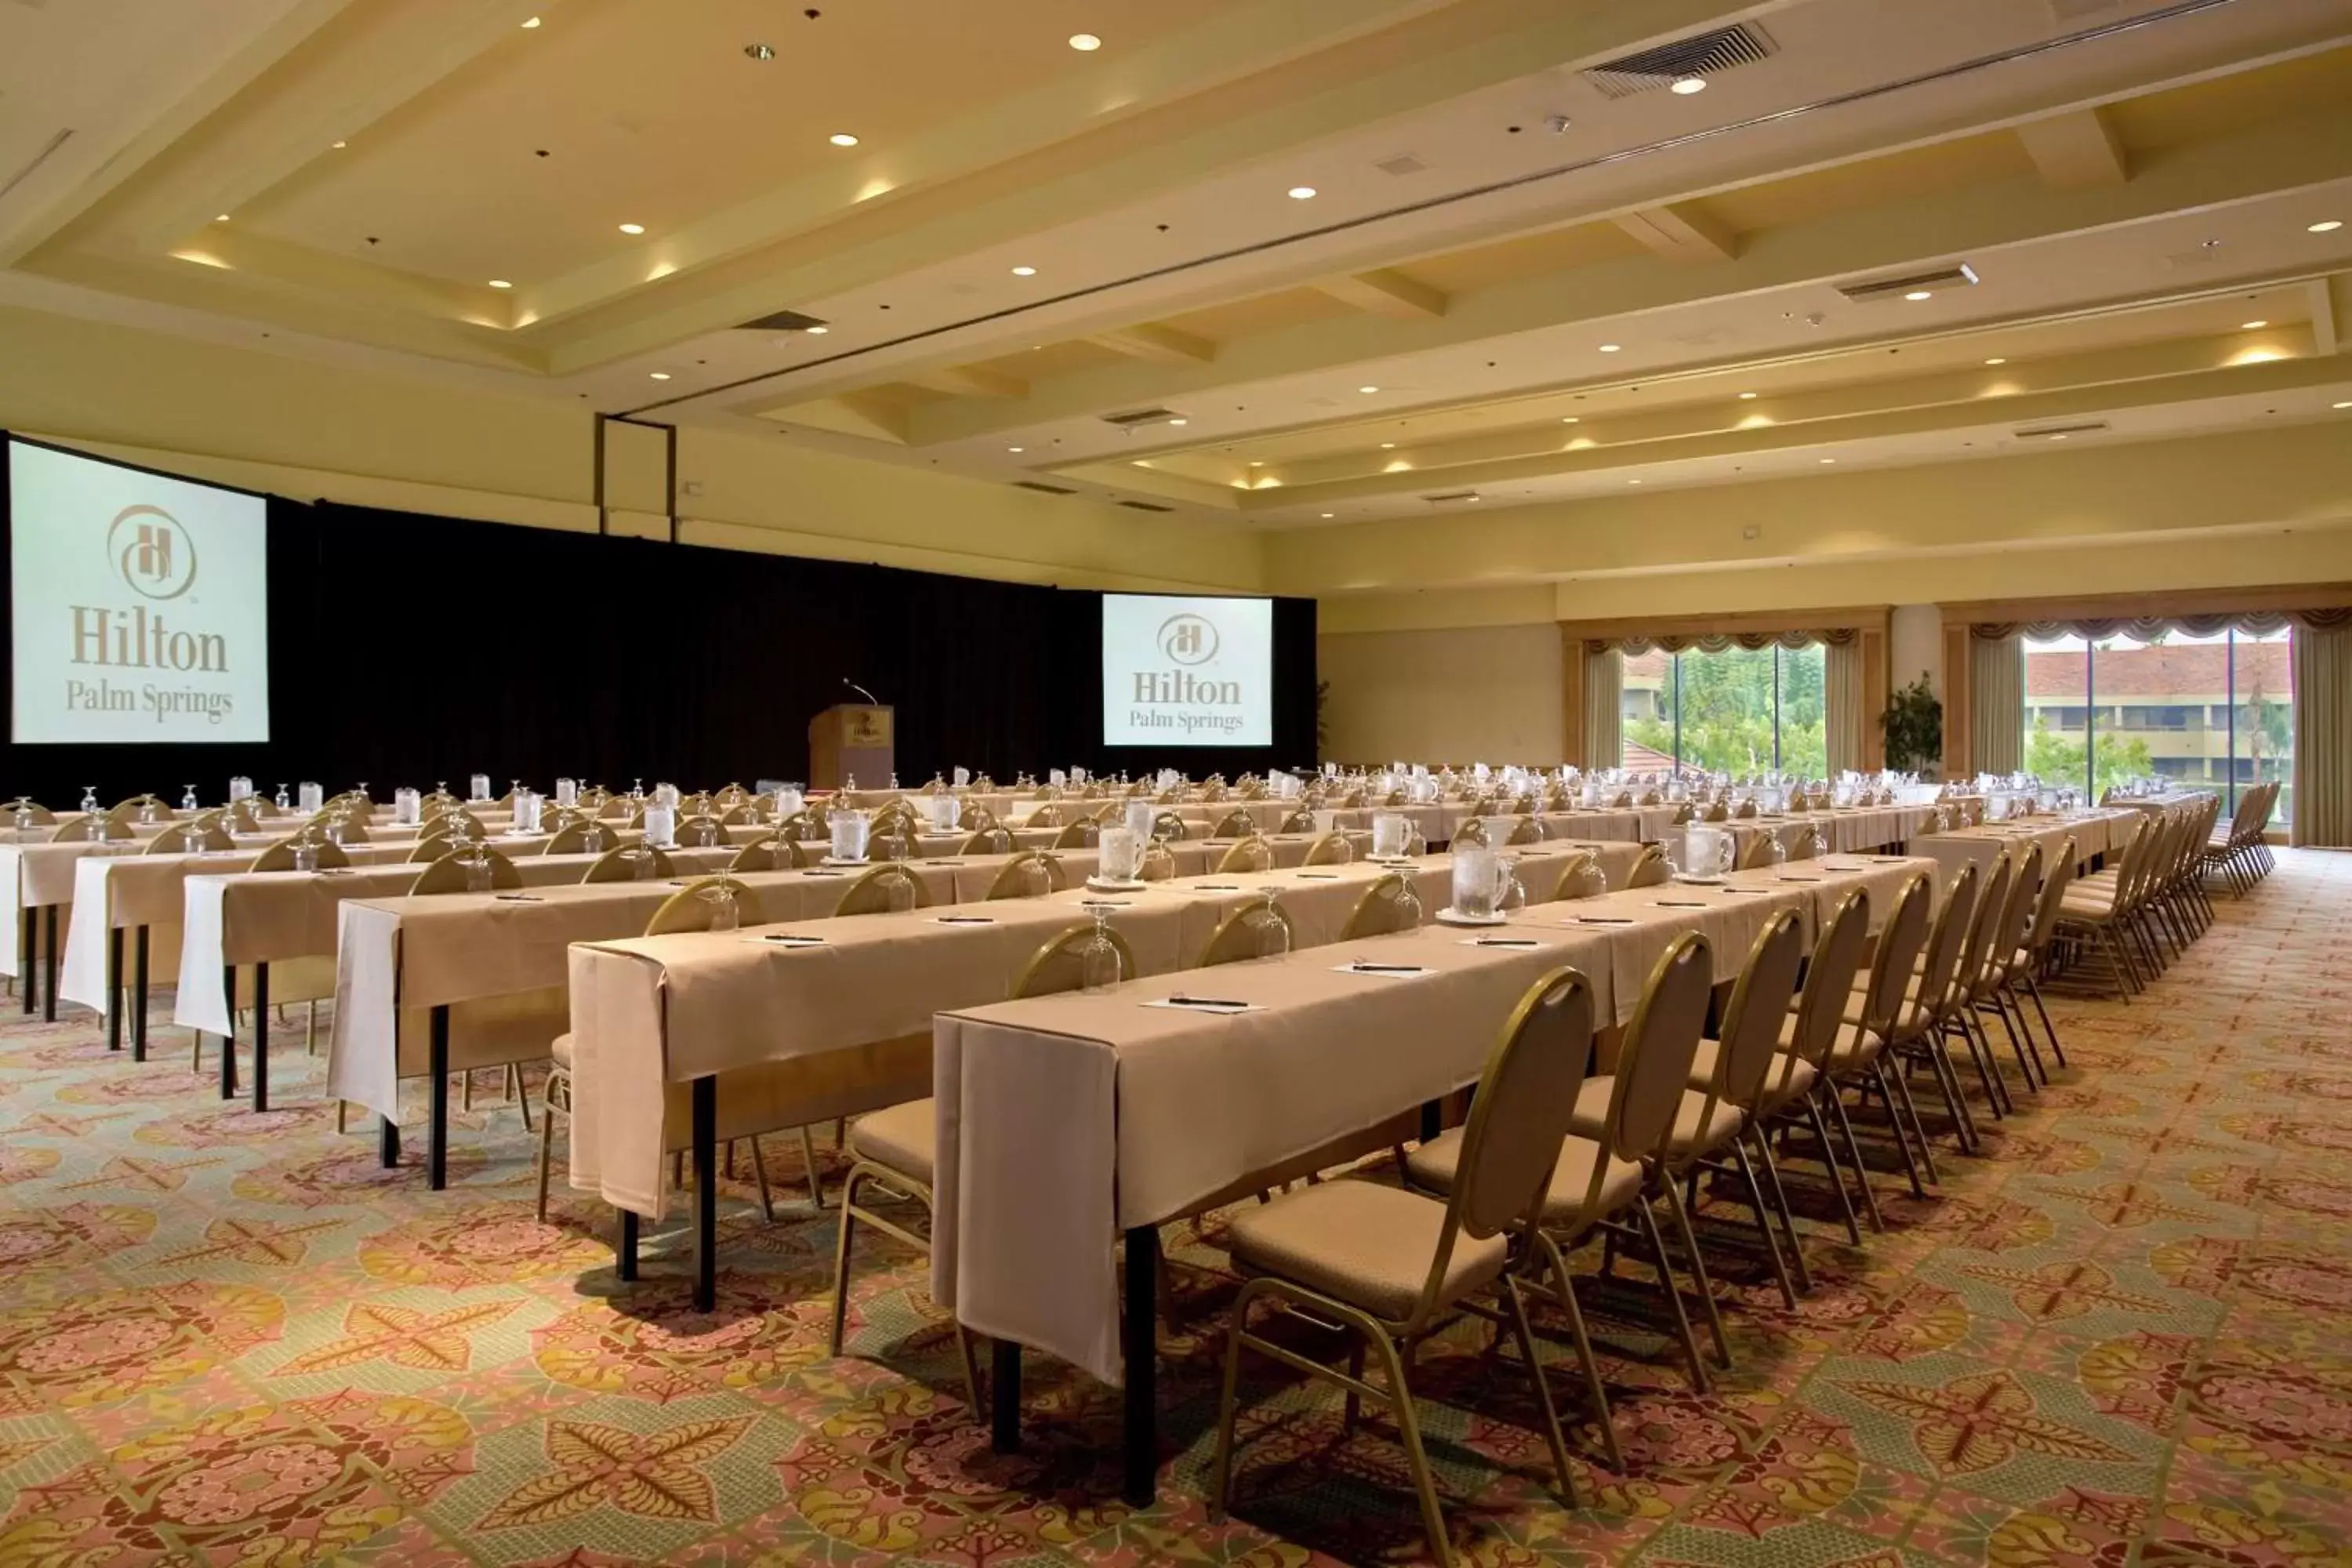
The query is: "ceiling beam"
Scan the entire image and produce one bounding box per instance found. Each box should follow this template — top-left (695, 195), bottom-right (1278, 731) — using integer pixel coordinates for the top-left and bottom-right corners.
top-left (1610, 201), bottom-right (1741, 263)
top-left (1089, 324), bottom-right (1217, 364)
top-left (762, 392), bottom-right (911, 444)
top-left (1312, 268), bottom-right (1449, 319)
top-left (2016, 107), bottom-right (2129, 191)
top-left (902, 96), bottom-right (2352, 446)
top-left (2314, 274), bottom-right (2352, 356)
top-left (904, 365), bottom-right (1027, 399)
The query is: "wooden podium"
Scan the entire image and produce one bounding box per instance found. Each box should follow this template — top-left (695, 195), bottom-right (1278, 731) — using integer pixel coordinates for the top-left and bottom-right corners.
top-left (808, 704), bottom-right (894, 790)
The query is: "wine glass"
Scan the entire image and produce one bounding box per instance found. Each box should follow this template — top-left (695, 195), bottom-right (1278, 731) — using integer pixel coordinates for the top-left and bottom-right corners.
top-left (1079, 907), bottom-right (1122, 993)
top-left (1251, 892), bottom-right (1291, 959)
top-left (885, 866), bottom-right (916, 914)
top-left (699, 882), bottom-right (741, 933)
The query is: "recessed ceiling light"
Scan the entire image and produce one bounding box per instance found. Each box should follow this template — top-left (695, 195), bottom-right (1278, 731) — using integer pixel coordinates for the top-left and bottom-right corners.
top-left (2243, 320), bottom-right (2269, 329)
top-left (1671, 75), bottom-right (1707, 95)
top-left (1007, 446), bottom-right (1024, 453)
top-left (215, 214), bottom-right (230, 223)
top-left (331, 140), bottom-right (347, 150)
top-left (1737, 391), bottom-right (1758, 400)
top-left (1287, 186), bottom-right (1317, 200)
top-left (2335, 401), bottom-right (2352, 409)
top-left (1069, 33), bottom-right (1102, 50)
top-left (1380, 442), bottom-right (1396, 449)
top-left (1011, 265), bottom-right (1036, 276)
top-left (1904, 289), bottom-right (1933, 302)
top-left (829, 132), bottom-right (859, 147)
top-left (648, 372), bottom-right (671, 380)
top-left (618, 223), bottom-right (645, 235)
top-left (488, 279), bottom-right (512, 289)
top-left (1598, 343), bottom-right (1621, 353)
top-left (1248, 460), bottom-right (1264, 466)
top-left (1561, 416), bottom-right (1579, 423)
top-left (1358, 385), bottom-right (1379, 394)
top-left (1168, 418), bottom-right (1188, 426)
top-left (746, 42), bottom-right (775, 60)
top-left (2310, 220), bottom-right (2343, 234)
top-left (1320, 512), bottom-right (1334, 518)
top-left (1628, 478), bottom-right (1642, 485)
top-left (521, 15), bottom-right (540, 27)
top-left (804, 325), bottom-right (829, 335)
top-left (2048, 434), bottom-right (2067, 441)
top-left (1984, 357), bottom-right (2007, 365)
top-left (1818, 457), bottom-right (1835, 464)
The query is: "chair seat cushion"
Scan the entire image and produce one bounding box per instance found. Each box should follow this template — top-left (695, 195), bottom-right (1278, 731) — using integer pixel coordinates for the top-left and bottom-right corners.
top-left (849, 1098), bottom-right (937, 1185)
top-left (1227, 1178), bottom-right (1508, 1322)
top-left (1406, 1130), bottom-right (1643, 1235)
top-left (1759, 1052), bottom-right (1819, 1106)
top-left (1665, 1090), bottom-right (1747, 1156)
top-left (1686, 1036), bottom-right (1723, 1091)
top-left (1563, 1073), bottom-right (1614, 1138)
top-left (549, 1033), bottom-right (575, 1069)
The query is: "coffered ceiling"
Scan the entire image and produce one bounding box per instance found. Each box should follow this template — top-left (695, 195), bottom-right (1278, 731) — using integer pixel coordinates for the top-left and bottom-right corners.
top-left (5, 0), bottom-right (2350, 529)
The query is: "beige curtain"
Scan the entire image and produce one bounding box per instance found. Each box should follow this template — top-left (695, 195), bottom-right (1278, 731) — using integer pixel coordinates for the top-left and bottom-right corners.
top-left (1970, 632), bottom-right (2024, 777)
top-left (1581, 648), bottom-right (1622, 770)
top-left (1824, 639), bottom-right (1864, 774)
top-left (2293, 622), bottom-right (2350, 848)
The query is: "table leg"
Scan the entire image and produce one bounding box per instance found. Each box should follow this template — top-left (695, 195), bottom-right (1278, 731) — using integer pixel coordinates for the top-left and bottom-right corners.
top-left (692, 1076), bottom-right (717, 1312)
top-left (1420, 1099), bottom-right (1441, 1142)
top-left (106, 928), bottom-right (123, 1051)
top-left (218, 966), bottom-right (238, 1099)
top-left (379, 1116), bottom-right (400, 1168)
top-left (19, 905), bottom-right (31, 1015)
top-left (1123, 1224), bottom-right (1160, 1507)
top-left (42, 907), bottom-right (57, 1022)
top-left (991, 1340), bottom-right (1022, 1453)
top-left (132, 927), bottom-right (150, 1062)
top-left (251, 963), bottom-right (270, 1112)
top-left (617, 1209), bottom-right (640, 1281)
top-left (427, 1004), bottom-right (449, 1191)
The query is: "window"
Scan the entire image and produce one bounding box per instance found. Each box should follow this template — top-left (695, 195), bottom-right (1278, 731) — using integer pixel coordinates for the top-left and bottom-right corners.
top-left (2020, 626), bottom-right (2291, 821)
top-left (1621, 641), bottom-right (1829, 775)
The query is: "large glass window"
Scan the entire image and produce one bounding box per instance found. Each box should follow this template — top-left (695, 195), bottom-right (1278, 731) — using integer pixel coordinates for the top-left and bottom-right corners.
top-left (1621, 642), bottom-right (1829, 775)
top-left (2020, 626), bottom-right (2291, 818)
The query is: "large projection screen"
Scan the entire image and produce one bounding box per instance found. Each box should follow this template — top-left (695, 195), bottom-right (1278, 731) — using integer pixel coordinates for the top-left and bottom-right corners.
top-left (1101, 593), bottom-right (1273, 747)
top-left (8, 437), bottom-right (270, 744)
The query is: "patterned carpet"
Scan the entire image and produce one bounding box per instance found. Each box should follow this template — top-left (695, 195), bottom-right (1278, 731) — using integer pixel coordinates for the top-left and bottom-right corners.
top-left (1, 852), bottom-right (2348, 1566)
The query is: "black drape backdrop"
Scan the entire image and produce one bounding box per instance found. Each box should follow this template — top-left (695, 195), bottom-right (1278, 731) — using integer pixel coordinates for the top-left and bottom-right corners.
top-left (2, 488), bottom-right (1316, 801)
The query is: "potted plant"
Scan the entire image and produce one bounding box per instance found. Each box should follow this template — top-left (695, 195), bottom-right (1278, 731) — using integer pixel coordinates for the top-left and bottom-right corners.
top-left (1879, 674), bottom-right (1943, 777)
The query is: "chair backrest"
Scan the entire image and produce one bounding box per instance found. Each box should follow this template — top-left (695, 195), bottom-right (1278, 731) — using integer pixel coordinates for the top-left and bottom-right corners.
top-left (411, 846), bottom-right (522, 894)
top-left (774, 809), bottom-right (823, 842)
top-left (835, 860), bottom-right (931, 915)
top-left (1011, 921), bottom-right (1139, 998)
top-left (1453, 817), bottom-right (1490, 848)
top-left (1704, 909), bottom-right (1808, 1110)
top-left (2023, 835), bottom-right (2078, 953)
top-left (869, 823), bottom-right (921, 861)
top-left (1952, 852), bottom-right (2013, 1007)
top-left (55, 815), bottom-right (134, 842)
top-left (321, 815), bottom-right (372, 843)
top-left (145, 825), bottom-right (193, 855)
top-left (1600, 933), bottom-right (1715, 1164)
top-left (1051, 819), bottom-right (1099, 849)
top-left (1338, 873), bottom-right (1421, 939)
top-left (1208, 809), bottom-right (1254, 838)
top-left (1135, 840), bottom-right (1178, 881)
top-left (1858, 871), bottom-right (1934, 1036)
top-left (1502, 815), bottom-right (1542, 845)
top-left (672, 815), bottom-right (729, 848)
top-left (1549, 852), bottom-right (1608, 902)
top-left (1277, 807), bottom-right (1316, 834)
top-left (1214, 836), bottom-right (1276, 874)
top-left (1737, 833), bottom-right (1780, 870)
top-left (253, 835), bottom-right (351, 872)
top-left (1302, 832), bottom-right (1353, 866)
top-left (4, 798), bottom-right (56, 825)
top-left (1625, 844), bottom-right (1671, 887)
top-left (1989, 842), bottom-right (2042, 978)
top-left (985, 851), bottom-right (1066, 900)
top-left (727, 835), bottom-right (801, 873)
top-left (644, 875), bottom-right (768, 935)
top-left (428, 809), bottom-right (488, 842)
top-left (960, 825), bottom-right (1016, 855)
top-left (1703, 800), bottom-right (1730, 822)
top-left (1195, 894), bottom-right (1294, 967)
top-left (1151, 810), bottom-right (1189, 842)
top-left (546, 819), bottom-right (622, 856)
top-left (583, 844), bottom-right (674, 884)
top-left (1906, 861), bottom-right (1980, 1030)
top-left (1788, 824), bottom-right (1826, 861)
top-left (1777, 889), bottom-right (1871, 1090)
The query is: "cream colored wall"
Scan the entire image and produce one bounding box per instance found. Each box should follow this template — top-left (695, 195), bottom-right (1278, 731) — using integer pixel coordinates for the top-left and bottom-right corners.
top-left (0, 304), bottom-right (1265, 593)
top-left (1319, 622), bottom-right (1562, 765)
top-left (1889, 604), bottom-right (1944, 698)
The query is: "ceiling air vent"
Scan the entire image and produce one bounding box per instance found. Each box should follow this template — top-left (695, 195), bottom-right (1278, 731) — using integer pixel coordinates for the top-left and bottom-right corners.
top-left (1834, 263), bottom-right (1979, 303)
top-left (1582, 24), bottom-right (1777, 99)
top-left (734, 308), bottom-right (827, 332)
top-left (1098, 407), bottom-right (1186, 429)
top-left (1118, 499), bottom-right (1175, 512)
top-left (1374, 152), bottom-right (1428, 176)
top-left (1423, 489), bottom-right (1483, 506)
top-left (2016, 421), bottom-right (2109, 441)
top-left (1011, 480), bottom-right (1078, 495)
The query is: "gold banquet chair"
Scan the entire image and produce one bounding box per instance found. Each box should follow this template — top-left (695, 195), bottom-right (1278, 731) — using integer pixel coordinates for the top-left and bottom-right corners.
top-left (727, 835), bottom-right (805, 873)
top-left (3, 797), bottom-right (56, 826)
top-left (544, 819), bottom-right (622, 856)
top-left (252, 836), bottom-right (350, 871)
top-left (1502, 815), bottom-right (1543, 847)
top-left (54, 815), bottom-right (134, 843)
top-left (1137, 840), bottom-right (1178, 882)
top-left (984, 851), bottom-right (1065, 900)
top-left (1209, 809), bottom-right (1255, 838)
top-left (1196, 894), bottom-right (1295, 967)
top-left (1214, 836), bottom-right (1276, 875)
top-left (829, 920), bottom-right (1138, 1415)
top-left (1277, 807), bottom-right (1316, 834)
top-left (960, 825), bottom-right (1017, 855)
top-left (1624, 844), bottom-right (1671, 888)
top-left (1211, 968), bottom-right (1602, 1563)
top-left (1338, 873), bottom-right (1421, 939)
top-left (1049, 819), bottom-right (1099, 850)
top-left (1302, 832), bottom-right (1355, 866)
top-left (583, 844), bottom-right (674, 883)
top-left (410, 847), bottom-right (523, 895)
top-left (147, 821), bottom-right (235, 854)
top-left (836, 861), bottom-right (931, 916)
top-left (673, 815), bottom-right (730, 848)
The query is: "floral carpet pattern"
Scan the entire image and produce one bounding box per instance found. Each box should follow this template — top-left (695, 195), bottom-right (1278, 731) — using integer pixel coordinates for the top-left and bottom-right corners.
top-left (0, 851), bottom-right (2347, 1565)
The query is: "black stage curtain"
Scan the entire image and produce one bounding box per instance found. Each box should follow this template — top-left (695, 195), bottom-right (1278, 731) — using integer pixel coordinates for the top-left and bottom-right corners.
top-left (2, 493), bottom-right (1316, 801)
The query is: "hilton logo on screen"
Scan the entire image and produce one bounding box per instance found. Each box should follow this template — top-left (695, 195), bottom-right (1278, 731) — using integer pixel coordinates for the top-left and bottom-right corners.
top-left (1160, 612), bottom-right (1218, 665)
top-left (64, 503), bottom-right (235, 725)
top-left (111, 505), bottom-right (198, 601)
top-left (1131, 612), bottom-right (1243, 730)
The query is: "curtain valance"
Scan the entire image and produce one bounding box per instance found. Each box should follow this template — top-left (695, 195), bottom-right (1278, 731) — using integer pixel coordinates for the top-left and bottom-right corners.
top-left (1970, 608), bottom-right (2352, 642)
top-left (1585, 627), bottom-right (1858, 656)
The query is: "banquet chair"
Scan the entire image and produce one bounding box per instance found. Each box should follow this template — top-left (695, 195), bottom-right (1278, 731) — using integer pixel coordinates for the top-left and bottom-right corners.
top-left (678, 792), bottom-right (714, 817)
top-left (430, 811), bottom-right (488, 843)
top-left (1671, 802), bottom-right (1697, 826)
top-left (1502, 816), bottom-right (1543, 846)
top-left (1151, 811), bottom-right (1191, 843)
top-left (673, 815), bottom-right (729, 848)
top-left (545, 819), bottom-right (621, 856)
top-left (869, 824), bottom-right (922, 862)
top-left (4, 798), bottom-right (56, 826)
top-left (2204, 783), bottom-right (2273, 894)
top-left (728, 836), bottom-right (805, 873)
top-left (2053, 818), bottom-right (2152, 999)
top-left (1025, 804), bottom-right (1063, 829)
top-left (108, 793), bottom-right (166, 823)
top-left (1196, 895), bottom-right (1295, 967)
top-left (321, 815), bottom-right (372, 843)
top-left (1967, 844), bottom-right (2050, 1094)
top-left (644, 874), bottom-right (767, 934)
top-left (775, 809), bottom-right (823, 843)
top-left (985, 851), bottom-right (1065, 900)
top-left (1813, 871), bottom-right (1938, 1207)
top-left (1210, 809), bottom-right (1255, 838)
top-left (53, 815), bottom-right (134, 843)
top-left (1338, 873), bottom-right (1420, 940)
top-left (412, 847), bottom-right (523, 895)
top-left (2003, 835), bottom-right (2078, 1068)
top-left (1939, 852), bottom-right (2019, 1125)
top-left (1454, 818), bottom-right (1491, 848)
top-left (1751, 890), bottom-right (1876, 1239)
top-left (960, 826), bottom-right (1016, 855)
top-left (1302, 833), bottom-right (1354, 866)
top-left (1787, 825), bottom-right (1826, 862)
top-left (1214, 968), bottom-right (1601, 1560)
top-left (1733, 800), bottom-right (1759, 820)
top-left (583, 844), bottom-right (674, 884)
top-left (1661, 910), bottom-right (1811, 1316)
top-left (1214, 837), bottom-right (1277, 875)
top-left (1871, 862), bottom-right (1983, 1163)
top-left (836, 862), bottom-right (931, 916)
top-left (1550, 853), bottom-right (1609, 902)
top-left (1702, 800), bottom-right (1730, 822)
top-left (1625, 845), bottom-right (1671, 887)
top-left (1049, 819), bottom-right (1098, 849)
top-left (1278, 807), bottom-right (1316, 834)
top-left (252, 837), bottom-right (350, 872)
top-left (147, 821), bottom-right (236, 854)
top-left (1340, 788), bottom-right (1368, 809)
top-left (1137, 840), bottom-right (1178, 881)
top-left (1737, 833), bottom-right (1782, 871)
top-left (829, 920), bottom-right (1138, 1417)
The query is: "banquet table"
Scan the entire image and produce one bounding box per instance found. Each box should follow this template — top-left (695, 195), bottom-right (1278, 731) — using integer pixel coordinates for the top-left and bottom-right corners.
top-left (933, 851), bottom-right (1933, 1500)
top-left (559, 842), bottom-right (1635, 1306)
top-left (2111, 789), bottom-right (2218, 815)
top-left (1905, 809), bottom-right (2139, 882)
